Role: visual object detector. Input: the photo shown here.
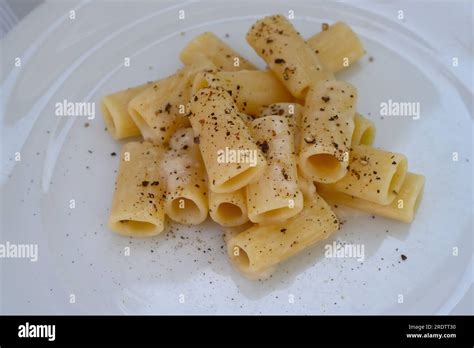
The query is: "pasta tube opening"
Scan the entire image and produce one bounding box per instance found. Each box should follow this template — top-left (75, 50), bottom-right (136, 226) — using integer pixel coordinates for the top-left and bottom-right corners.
top-left (233, 246), bottom-right (250, 269)
top-left (216, 203), bottom-right (245, 223)
top-left (352, 113), bottom-right (376, 146)
top-left (389, 157), bottom-right (407, 196)
top-left (303, 153), bottom-right (347, 182)
top-left (167, 196), bottom-right (207, 225)
top-left (359, 127), bottom-right (375, 145)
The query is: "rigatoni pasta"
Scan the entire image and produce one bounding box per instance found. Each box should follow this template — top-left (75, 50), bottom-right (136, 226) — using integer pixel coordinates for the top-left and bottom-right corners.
top-left (246, 15), bottom-right (334, 99)
top-left (209, 189), bottom-right (249, 227)
top-left (318, 145), bottom-right (408, 205)
top-left (259, 102), bottom-right (303, 152)
top-left (352, 113), bottom-right (376, 146)
top-left (246, 116), bottom-right (303, 224)
top-left (102, 15), bottom-right (425, 280)
top-left (189, 87), bottom-right (267, 193)
top-left (160, 128), bottom-right (208, 225)
top-left (307, 21), bottom-right (366, 73)
top-left (100, 82), bottom-right (152, 139)
top-left (227, 194), bottom-right (338, 274)
top-left (192, 69), bottom-right (293, 115)
top-left (108, 142), bottom-right (166, 237)
top-left (319, 172), bottom-right (425, 223)
top-left (128, 60), bottom-right (214, 144)
top-left (180, 32), bottom-right (256, 71)
top-left (299, 80), bottom-right (357, 183)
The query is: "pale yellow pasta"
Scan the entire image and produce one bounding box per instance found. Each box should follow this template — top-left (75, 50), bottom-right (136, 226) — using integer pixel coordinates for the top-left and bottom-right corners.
top-left (299, 80), bottom-right (357, 183)
top-left (189, 87), bottom-right (267, 193)
top-left (108, 142), bottom-right (166, 237)
top-left (318, 173), bottom-right (425, 223)
top-left (100, 83), bottom-right (151, 139)
top-left (246, 116), bottom-right (303, 224)
top-left (180, 32), bottom-right (256, 71)
top-left (237, 112), bottom-right (255, 125)
top-left (160, 128), bottom-right (208, 225)
top-left (259, 102), bottom-right (303, 152)
top-left (307, 21), bottom-right (365, 73)
top-left (209, 188), bottom-right (249, 227)
top-left (227, 194), bottom-right (338, 274)
top-left (318, 145), bottom-right (408, 205)
top-left (102, 16), bottom-right (425, 280)
top-left (192, 70), bottom-right (293, 116)
top-left (297, 168), bottom-right (316, 199)
top-left (128, 60), bottom-right (214, 144)
top-left (224, 223), bottom-right (276, 279)
top-left (352, 113), bottom-right (376, 146)
top-left (246, 15), bottom-right (334, 99)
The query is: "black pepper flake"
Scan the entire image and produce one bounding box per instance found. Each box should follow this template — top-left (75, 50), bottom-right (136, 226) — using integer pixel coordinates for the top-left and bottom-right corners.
top-left (193, 136), bottom-right (200, 144)
top-left (258, 141), bottom-right (269, 153)
top-left (401, 254), bottom-right (407, 261)
top-left (281, 168), bottom-right (289, 180)
top-left (193, 96), bottom-right (198, 102)
top-left (151, 181), bottom-right (160, 186)
top-left (142, 181), bottom-right (149, 187)
top-left (110, 152), bottom-right (117, 156)
top-left (280, 228), bottom-right (287, 233)
top-left (274, 58), bottom-right (286, 64)
top-left (321, 96), bottom-right (330, 103)
top-left (164, 103), bottom-right (172, 113)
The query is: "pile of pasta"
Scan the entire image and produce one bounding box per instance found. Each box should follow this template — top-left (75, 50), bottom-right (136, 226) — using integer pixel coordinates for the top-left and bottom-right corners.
top-left (101, 16), bottom-right (425, 279)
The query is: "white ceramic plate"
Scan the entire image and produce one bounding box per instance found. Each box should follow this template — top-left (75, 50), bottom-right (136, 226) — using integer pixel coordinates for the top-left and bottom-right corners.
top-left (1, 0), bottom-right (472, 314)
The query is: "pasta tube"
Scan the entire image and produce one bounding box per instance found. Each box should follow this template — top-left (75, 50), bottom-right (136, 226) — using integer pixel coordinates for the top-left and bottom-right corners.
top-left (100, 83), bottom-right (151, 139)
top-left (246, 15), bottom-right (334, 99)
top-left (209, 188), bottom-right (249, 227)
top-left (128, 60), bottom-right (214, 144)
top-left (161, 128), bottom-right (208, 225)
top-left (299, 80), bottom-right (357, 183)
top-left (259, 102), bottom-right (303, 152)
top-left (189, 87), bottom-right (267, 193)
top-left (246, 116), bottom-right (303, 224)
top-left (318, 145), bottom-right (408, 205)
top-left (352, 113), bottom-right (375, 146)
top-left (307, 22), bottom-right (365, 73)
top-left (318, 172), bottom-right (425, 223)
top-left (223, 223), bottom-right (277, 280)
top-left (192, 70), bottom-right (293, 116)
top-left (227, 194), bottom-right (338, 274)
top-left (180, 32), bottom-right (256, 71)
top-left (108, 142), bottom-right (166, 237)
